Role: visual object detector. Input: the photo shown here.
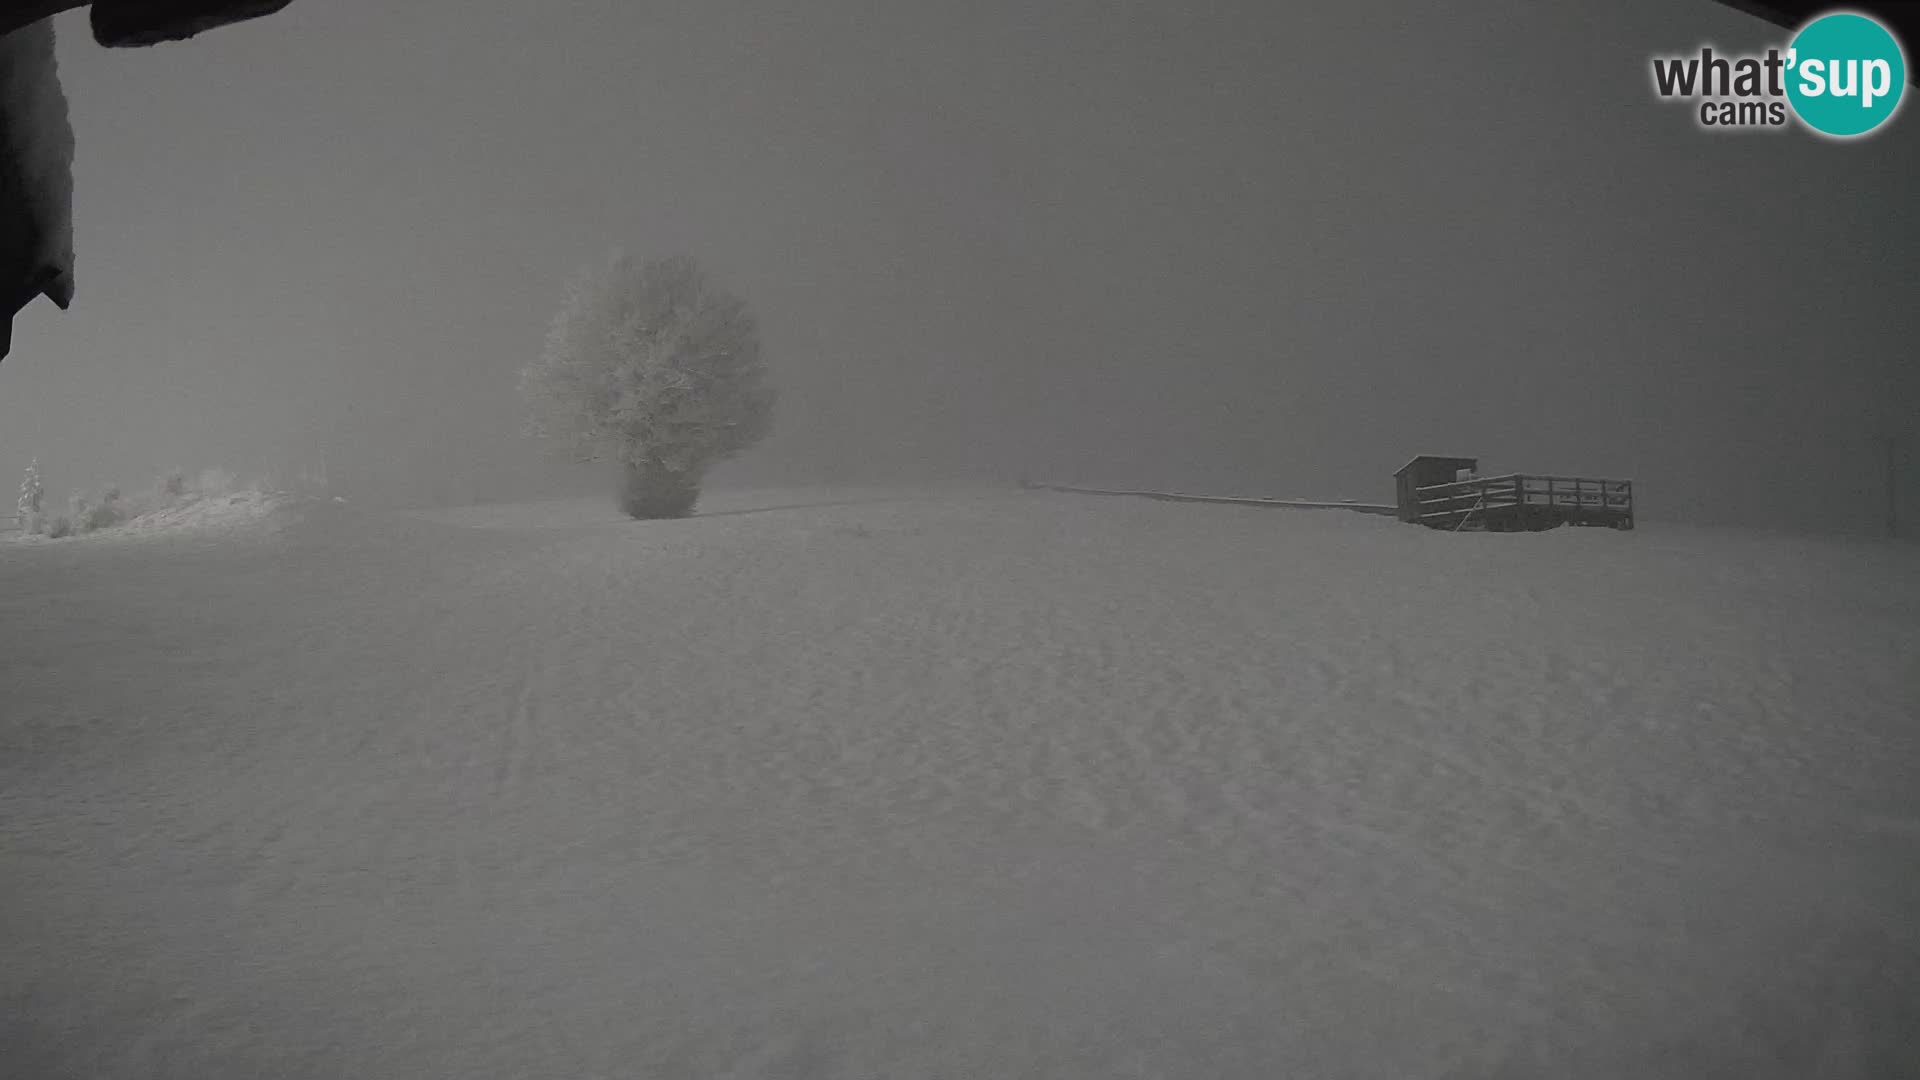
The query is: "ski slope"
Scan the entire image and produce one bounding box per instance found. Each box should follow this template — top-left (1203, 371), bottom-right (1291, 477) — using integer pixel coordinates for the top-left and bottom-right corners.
top-left (2, 487), bottom-right (1917, 1078)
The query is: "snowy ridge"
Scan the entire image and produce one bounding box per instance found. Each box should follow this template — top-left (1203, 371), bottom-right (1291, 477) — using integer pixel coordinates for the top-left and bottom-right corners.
top-left (3, 489), bottom-right (321, 545)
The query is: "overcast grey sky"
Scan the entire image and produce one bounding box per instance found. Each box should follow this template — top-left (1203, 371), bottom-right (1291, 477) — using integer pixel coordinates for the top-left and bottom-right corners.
top-left (2, 0), bottom-right (1917, 529)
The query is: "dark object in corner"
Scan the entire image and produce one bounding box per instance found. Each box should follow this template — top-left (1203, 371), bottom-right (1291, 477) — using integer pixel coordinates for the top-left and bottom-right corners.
top-left (88, 0), bottom-right (294, 47)
top-left (0, 2), bottom-right (292, 360)
top-left (1, 1), bottom-right (292, 44)
top-left (0, 16), bottom-right (74, 360)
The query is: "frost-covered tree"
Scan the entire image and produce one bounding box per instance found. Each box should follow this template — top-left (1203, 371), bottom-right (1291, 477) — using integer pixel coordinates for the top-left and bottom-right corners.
top-left (17, 457), bottom-right (44, 533)
top-left (519, 252), bottom-right (774, 518)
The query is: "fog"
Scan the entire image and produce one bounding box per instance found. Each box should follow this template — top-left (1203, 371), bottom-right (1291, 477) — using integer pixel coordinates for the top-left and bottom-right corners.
top-left (2, 0), bottom-right (1917, 530)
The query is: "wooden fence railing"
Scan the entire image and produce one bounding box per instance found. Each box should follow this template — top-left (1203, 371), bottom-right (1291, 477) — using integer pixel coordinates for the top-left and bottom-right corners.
top-left (1414, 473), bottom-right (1633, 529)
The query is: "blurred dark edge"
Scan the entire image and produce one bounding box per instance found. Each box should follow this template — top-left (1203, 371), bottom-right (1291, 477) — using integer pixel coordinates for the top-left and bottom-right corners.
top-left (0, 2), bottom-right (293, 360)
top-left (3, 1), bottom-right (293, 45)
top-left (1713, 1), bottom-right (1920, 78)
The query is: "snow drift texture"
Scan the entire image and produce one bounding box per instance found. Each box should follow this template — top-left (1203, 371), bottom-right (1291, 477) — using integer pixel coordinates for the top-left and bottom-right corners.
top-left (2, 488), bottom-right (1917, 1078)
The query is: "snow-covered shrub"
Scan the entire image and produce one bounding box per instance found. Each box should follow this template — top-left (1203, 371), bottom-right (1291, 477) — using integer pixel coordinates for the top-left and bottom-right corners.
top-left (61, 488), bottom-right (123, 533)
top-left (65, 490), bottom-right (92, 532)
top-left (17, 457), bottom-right (44, 534)
top-left (519, 252), bottom-right (775, 519)
top-left (40, 483), bottom-right (132, 536)
top-left (26, 466), bottom-right (266, 539)
top-left (86, 485), bottom-right (124, 530)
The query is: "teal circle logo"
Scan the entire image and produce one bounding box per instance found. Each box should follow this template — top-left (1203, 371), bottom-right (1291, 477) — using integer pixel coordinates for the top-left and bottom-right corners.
top-left (1786, 12), bottom-right (1906, 137)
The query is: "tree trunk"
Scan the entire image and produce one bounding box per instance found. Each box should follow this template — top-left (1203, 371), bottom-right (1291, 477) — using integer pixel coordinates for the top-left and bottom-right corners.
top-left (618, 460), bottom-right (701, 519)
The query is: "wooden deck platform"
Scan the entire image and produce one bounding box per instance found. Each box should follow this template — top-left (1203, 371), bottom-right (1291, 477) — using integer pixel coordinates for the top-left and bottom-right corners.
top-left (1411, 473), bottom-right (1633, 531)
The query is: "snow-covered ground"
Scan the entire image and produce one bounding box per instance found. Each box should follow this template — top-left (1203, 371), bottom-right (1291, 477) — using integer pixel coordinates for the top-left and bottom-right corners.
top-left (2, 487), bottom-right (1916, 1079)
